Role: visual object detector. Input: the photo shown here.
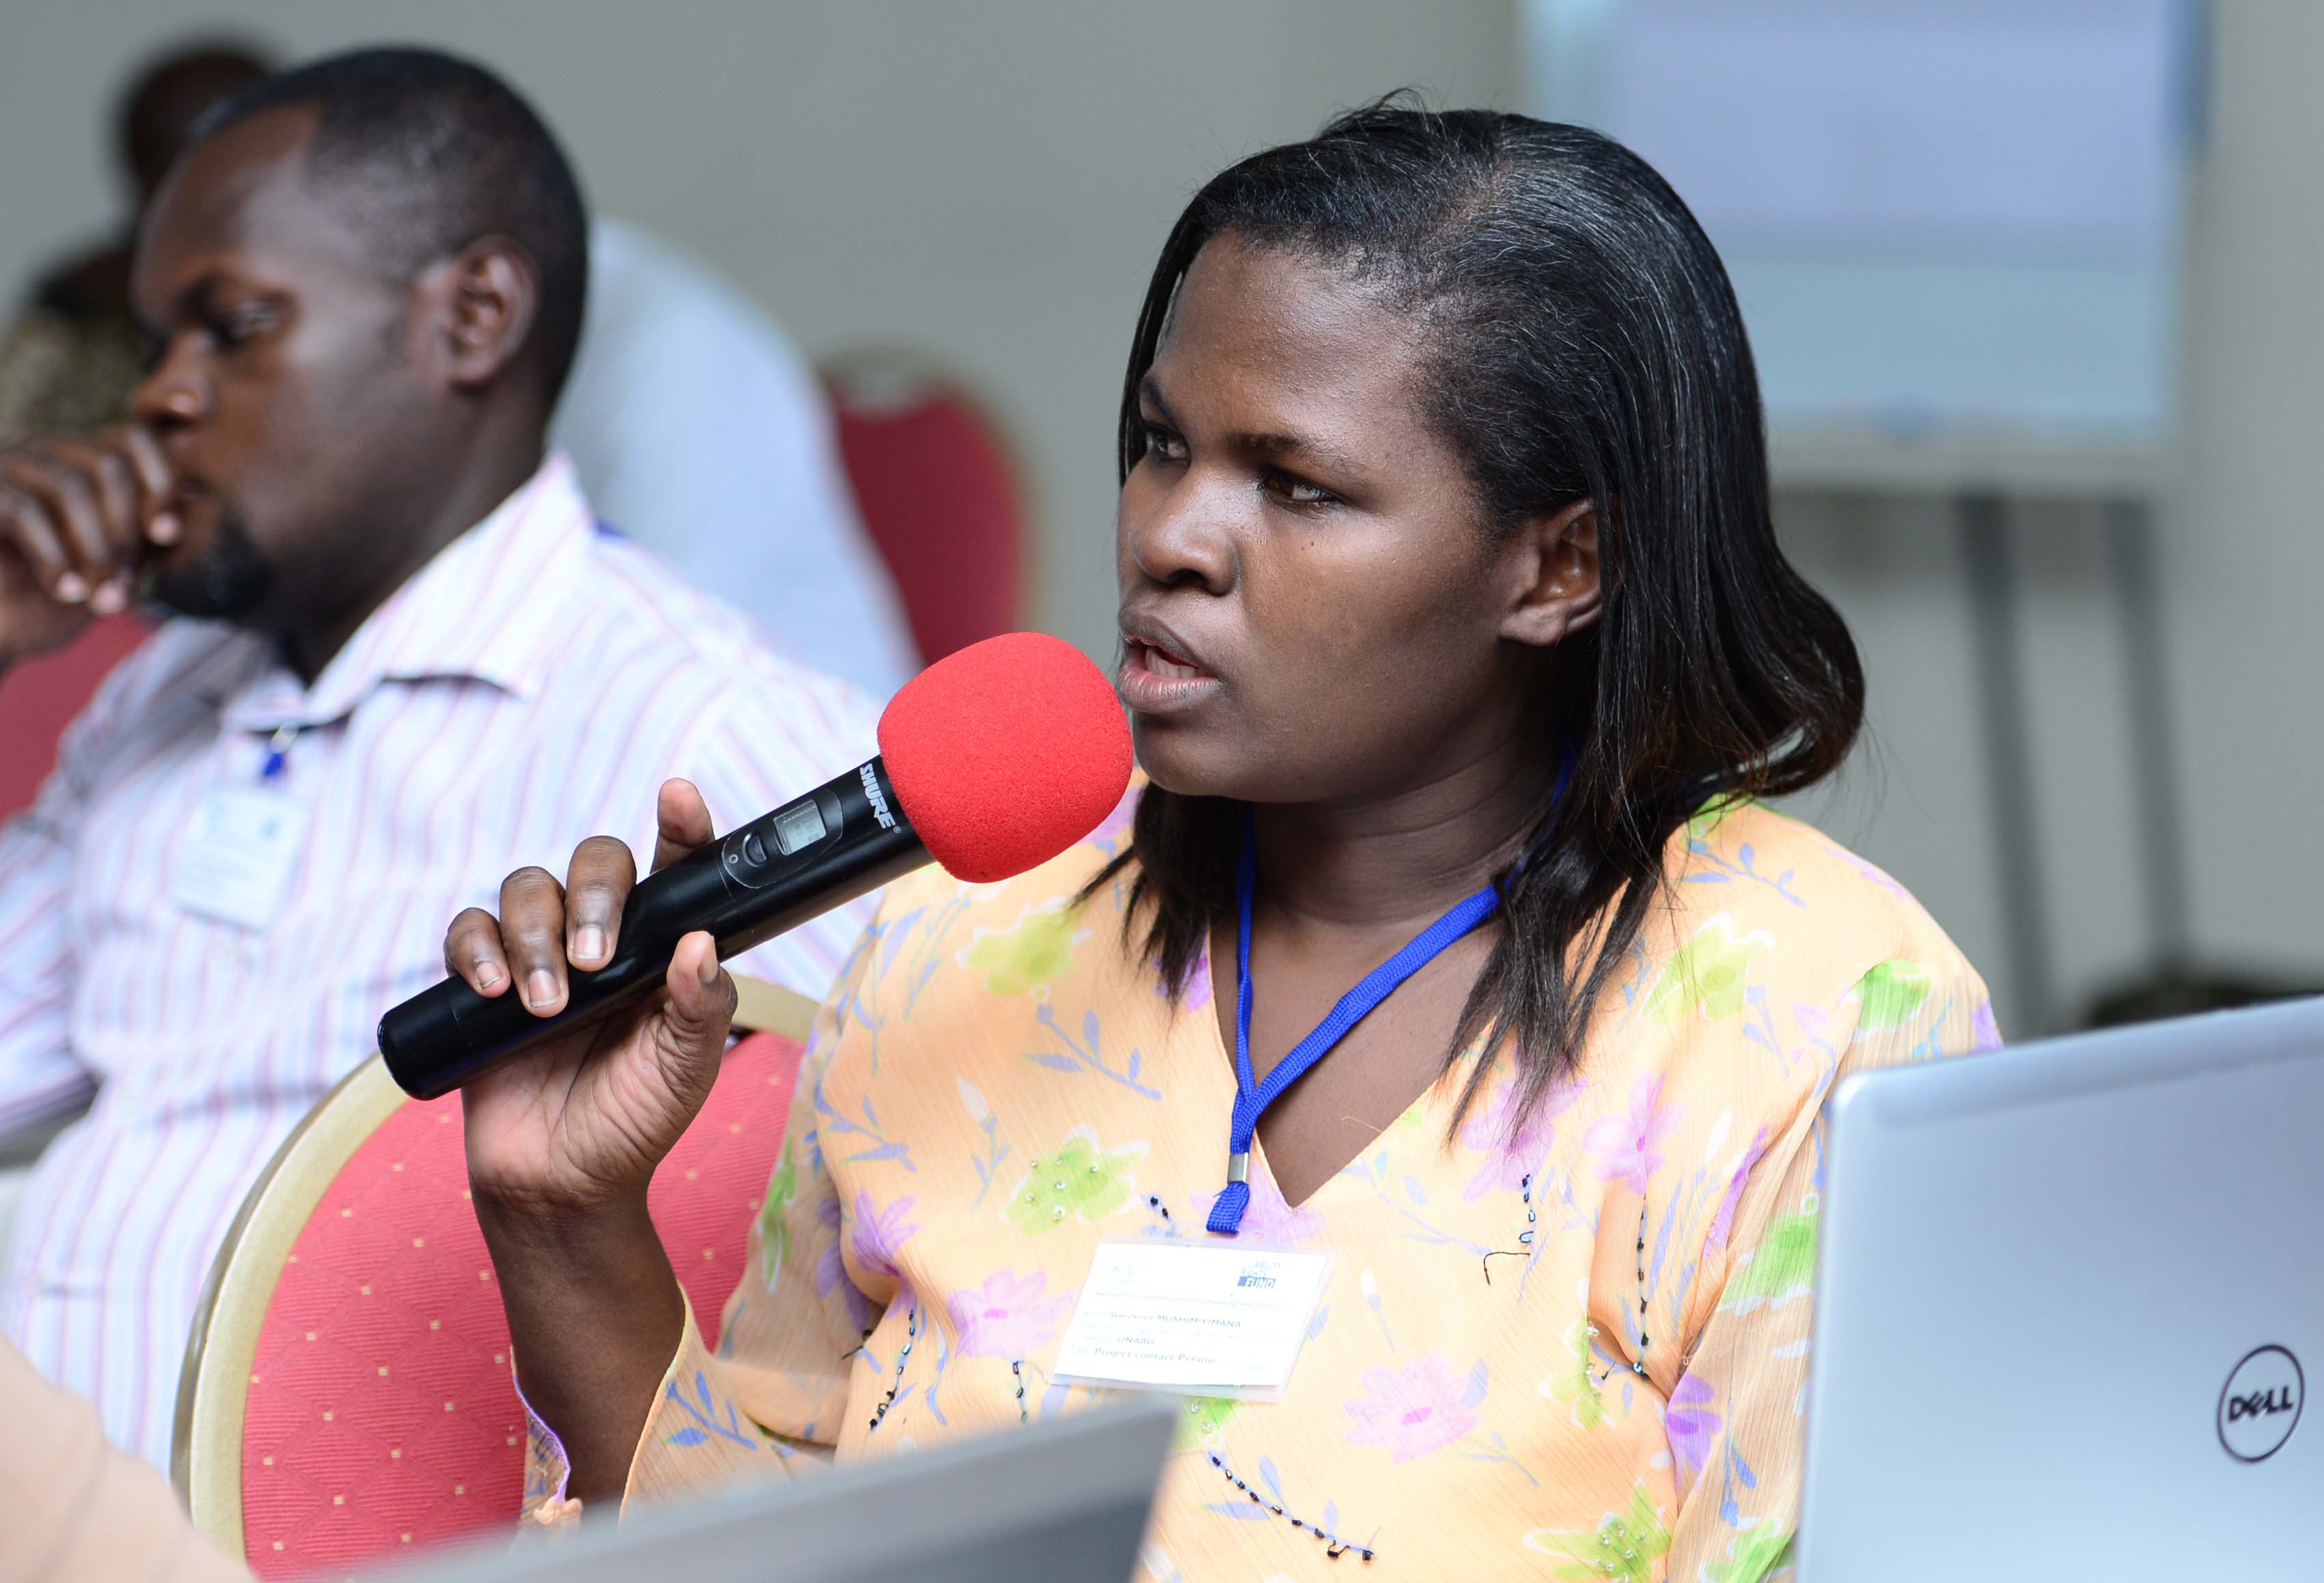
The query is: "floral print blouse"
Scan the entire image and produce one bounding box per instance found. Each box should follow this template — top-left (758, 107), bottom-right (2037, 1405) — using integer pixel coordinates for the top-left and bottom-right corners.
top-left (523, 793), bottom-right (1996, 1580)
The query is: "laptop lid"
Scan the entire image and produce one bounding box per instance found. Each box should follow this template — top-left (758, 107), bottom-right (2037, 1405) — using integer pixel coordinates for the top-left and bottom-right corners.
top-left (1798, 997), bottom-right (2322, 1580)
top-left (370, 1394), bottom-right (1176, 1583)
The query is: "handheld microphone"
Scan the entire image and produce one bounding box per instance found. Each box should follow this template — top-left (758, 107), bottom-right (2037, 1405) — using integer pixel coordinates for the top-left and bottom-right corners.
top-left (378, 632), bottom-right (1133, 1099)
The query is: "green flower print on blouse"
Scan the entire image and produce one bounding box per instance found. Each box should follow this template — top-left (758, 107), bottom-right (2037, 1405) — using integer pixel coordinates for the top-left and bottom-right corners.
top-left (1855, 957), bottom-right (1933, 1030)
top-left (1706, 1524), bottom-right (1794, 1583)
top-left (1525, 1483), bottom-right (1672, 1581)
top-left (1719, 1209), bottom-right (1818, 1313)
top-left (1006, 1126), bottom-right (1142, 1235)
top-left (1687, 793), bottom-right (1752, 842)
top-left (1644, 916), bottom-right (1771, 1024)
top-left (962, 903), bottom-right (1084, 1000)
top-left (758, 1135), bottom-right (800, 1289)
top-left (1176, 1394), bottom-right (1239, 1449)
top-left (1542, 1317), bottom-right (1609, 1430)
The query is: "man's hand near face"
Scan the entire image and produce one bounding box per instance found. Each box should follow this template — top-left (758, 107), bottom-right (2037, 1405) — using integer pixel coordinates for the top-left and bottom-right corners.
top-left (0, 426), bottom-right (178, 669)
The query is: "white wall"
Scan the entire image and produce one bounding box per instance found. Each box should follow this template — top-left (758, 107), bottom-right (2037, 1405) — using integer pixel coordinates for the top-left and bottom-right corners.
top-left (1, 0), bottom-right (1514, 667)
top-left (5, 0), bottom-right (2317, 1034)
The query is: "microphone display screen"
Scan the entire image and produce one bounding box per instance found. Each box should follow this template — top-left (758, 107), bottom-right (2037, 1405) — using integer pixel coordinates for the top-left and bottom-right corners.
top-left (772, 799), bottom-right (827, 853)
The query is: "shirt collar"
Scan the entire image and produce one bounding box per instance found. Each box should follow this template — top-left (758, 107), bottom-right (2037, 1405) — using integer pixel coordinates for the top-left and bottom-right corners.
top-left (221, 454), bottom-right (593, 734)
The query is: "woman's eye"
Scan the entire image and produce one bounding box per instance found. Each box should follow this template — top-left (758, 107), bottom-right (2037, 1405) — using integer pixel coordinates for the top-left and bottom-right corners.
top-left (1143, 426), bottom-right (1187, 463)
top-left (1263, 469), bottom-right (1336, 506)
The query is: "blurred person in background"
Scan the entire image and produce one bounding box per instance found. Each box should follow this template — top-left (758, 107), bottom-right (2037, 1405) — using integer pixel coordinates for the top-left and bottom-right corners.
top-left (0, 46), bottom-right (876, 1465)
top-left (447, 105), bottom-right (1997, 1580)
top-left (1, 38), bottom-right (915, 700)
top-left (0, 42), bottom-right (272, 443)
top-left (554, 219), bottom-right (917, 696)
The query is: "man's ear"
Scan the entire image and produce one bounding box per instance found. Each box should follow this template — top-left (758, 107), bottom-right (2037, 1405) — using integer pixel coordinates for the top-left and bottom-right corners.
top-left (1497, 497), bottom-right (1603, 648)
top-left (418, 237), bottom-right (540, 393)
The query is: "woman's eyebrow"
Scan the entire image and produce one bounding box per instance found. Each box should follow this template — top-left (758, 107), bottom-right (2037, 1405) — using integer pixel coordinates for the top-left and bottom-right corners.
top-left (1230, 428), bottom-right (1364, 475)
top-left (1136, 374), bottom-right (1177, 426)
top-left (1142, 371), bottom-right (1364, 474)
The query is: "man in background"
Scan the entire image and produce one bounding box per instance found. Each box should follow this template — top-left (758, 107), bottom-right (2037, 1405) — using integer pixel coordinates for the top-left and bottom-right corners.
top-left (0, 47), bottom-right (877, 1464)
top-left (0, 38), bottom-right (917, 699)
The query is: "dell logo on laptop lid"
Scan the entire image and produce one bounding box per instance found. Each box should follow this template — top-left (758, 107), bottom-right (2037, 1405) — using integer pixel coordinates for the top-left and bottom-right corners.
top-left (2218, 1345), bottom-right (2304, 1463)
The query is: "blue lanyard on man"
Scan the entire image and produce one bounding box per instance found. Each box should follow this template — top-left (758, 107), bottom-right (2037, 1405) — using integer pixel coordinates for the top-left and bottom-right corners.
top-left (1207, 756), bottom-right (1573, 1236)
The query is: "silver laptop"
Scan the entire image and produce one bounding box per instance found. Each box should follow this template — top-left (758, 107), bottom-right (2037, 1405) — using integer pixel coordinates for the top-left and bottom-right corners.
top-left (366, 1395), bottom-right (1175, 1583)
top-left (1799, 997), bottom-right (2321, 1580)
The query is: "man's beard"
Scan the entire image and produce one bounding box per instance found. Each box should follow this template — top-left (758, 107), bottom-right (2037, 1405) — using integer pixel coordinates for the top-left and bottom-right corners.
top-left (148, 510), bottom-right (273, 622)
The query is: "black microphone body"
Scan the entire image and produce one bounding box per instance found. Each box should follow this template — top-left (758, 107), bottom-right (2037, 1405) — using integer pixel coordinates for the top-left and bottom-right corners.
top-left (379, 758), bottom-right (922, 1099)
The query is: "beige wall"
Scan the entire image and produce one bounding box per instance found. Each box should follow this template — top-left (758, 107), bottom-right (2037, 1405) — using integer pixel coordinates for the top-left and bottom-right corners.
top-left (4, 0), bottom-right (2318, 1032)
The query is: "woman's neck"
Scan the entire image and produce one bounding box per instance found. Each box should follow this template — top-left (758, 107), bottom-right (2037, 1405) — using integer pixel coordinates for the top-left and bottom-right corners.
top-left (1248, 733), bottom-right (1555, 935)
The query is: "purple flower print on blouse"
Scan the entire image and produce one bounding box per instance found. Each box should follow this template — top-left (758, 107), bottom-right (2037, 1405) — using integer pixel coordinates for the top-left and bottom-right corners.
top-left (814, 1194), bottom-right (879, 1332)
top-left (1458, 1075), bottom-right (1581, 1200)
top-left (1969, 997), bottom-right (2002, 1053)
top-left (849, 1192), bottom-right (919, 1280)
top-left (1342, 1355), bottom-right (1487, 1462)
top-left (1702, 1127), bottom-right (1770, 1257)
top-left (1584, 1073), bottom-right (1684, 1196)
top-left (1664, 1372), bottom-right (1722, 1481)
top-left (947, 1268), bottom-right (1077, 1358)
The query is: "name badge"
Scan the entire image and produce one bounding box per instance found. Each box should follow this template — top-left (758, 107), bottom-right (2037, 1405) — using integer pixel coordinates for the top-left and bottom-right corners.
top-left (171, 786), bottom-right (310, 931)
top-left (1051, 1238), bottom-right (1333, 1402)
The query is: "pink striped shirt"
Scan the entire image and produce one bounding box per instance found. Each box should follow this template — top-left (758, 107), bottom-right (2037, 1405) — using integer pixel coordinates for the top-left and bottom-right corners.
top-left (0, 455), bottom-right (881, 1463)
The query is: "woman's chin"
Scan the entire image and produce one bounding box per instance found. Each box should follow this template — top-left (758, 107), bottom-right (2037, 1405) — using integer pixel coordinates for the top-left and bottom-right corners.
top-left (1128, 718), bottom-right (1236, 800)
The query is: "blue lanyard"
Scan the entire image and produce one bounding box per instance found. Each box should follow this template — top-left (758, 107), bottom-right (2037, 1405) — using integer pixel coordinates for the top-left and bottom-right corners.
top-left (258, 725), bottom-right (296, 783)
top-left (1206, 817), bottom-right (1502, 1236)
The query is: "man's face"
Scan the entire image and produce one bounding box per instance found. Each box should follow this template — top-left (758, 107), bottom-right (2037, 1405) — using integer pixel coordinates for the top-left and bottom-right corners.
top-left (128, 107), bottom-right (442, 635)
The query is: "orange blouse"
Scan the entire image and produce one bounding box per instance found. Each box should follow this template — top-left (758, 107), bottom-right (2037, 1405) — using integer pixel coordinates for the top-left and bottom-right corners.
top-left (524, 793), bottom-right (1995, 1580)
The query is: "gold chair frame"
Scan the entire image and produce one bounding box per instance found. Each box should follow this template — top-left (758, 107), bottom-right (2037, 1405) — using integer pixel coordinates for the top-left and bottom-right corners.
top-left (171, 977), bottom-right (819, 1554)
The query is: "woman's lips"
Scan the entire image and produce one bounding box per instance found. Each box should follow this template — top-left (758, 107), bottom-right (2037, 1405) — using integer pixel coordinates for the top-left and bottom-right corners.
top-left (1116, 637), bottom-right (1223, 714)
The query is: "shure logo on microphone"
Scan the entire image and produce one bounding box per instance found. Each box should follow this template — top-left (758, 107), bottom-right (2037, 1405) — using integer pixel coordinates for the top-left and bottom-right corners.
top-left (859, 764), bottom-right (897, 830)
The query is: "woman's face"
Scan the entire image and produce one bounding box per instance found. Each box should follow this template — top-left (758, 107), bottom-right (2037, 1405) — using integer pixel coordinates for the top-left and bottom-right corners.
top-left (1116, 234), bottom-right (1581, 806)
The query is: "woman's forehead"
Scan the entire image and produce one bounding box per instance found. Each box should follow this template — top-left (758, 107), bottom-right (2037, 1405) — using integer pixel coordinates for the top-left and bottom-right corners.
top-left (1151, 235), bottom-right (1433, 441)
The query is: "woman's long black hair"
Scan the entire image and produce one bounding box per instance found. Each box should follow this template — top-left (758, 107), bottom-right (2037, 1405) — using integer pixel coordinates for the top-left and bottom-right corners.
top-left (1089, 101), bottom-right (1864, 1137)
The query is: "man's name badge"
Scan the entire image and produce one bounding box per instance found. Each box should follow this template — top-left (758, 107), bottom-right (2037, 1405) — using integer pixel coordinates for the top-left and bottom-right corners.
top-left (1051, 1238), bottom-right (1333, 1402)
top-left (171, 786), bottom-right (310, 930)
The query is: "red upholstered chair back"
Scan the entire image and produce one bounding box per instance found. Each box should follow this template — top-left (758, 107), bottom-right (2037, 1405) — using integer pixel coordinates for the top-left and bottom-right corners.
top-left (827, 362), bottom-right (1025, 664)
top-left (0, 612), bottom-right (148, 818)
top-left (176, 987), bottom-right (816, 1580)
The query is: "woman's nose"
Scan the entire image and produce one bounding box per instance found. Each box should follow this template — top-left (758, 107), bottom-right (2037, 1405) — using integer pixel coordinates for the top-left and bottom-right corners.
top-left (1122, 469), bottom-right (1236, 594)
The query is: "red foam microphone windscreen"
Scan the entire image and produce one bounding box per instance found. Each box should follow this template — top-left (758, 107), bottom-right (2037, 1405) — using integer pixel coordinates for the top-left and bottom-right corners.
top-left (876, 631), bottom-right (1134, 884)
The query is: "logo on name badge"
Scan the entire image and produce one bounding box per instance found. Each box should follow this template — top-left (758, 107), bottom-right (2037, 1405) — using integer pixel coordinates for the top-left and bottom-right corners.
top-left (2217, 1345), bottom-right (2304, 1463)
top-left (1236, 1260), bottom-right (1282, 1290)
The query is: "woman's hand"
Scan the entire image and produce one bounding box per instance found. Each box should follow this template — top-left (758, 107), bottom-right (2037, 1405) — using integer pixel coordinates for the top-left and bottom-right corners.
top-left (449, 777), bottom-right (736, 1220)
top-left (445, 777), bottom-right (734, 1502)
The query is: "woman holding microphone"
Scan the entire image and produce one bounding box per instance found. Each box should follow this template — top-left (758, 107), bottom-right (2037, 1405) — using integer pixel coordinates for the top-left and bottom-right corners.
top-left (447, 105), bottom-right (1992, 1579)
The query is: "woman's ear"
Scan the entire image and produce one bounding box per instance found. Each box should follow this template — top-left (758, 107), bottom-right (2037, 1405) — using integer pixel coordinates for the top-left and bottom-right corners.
top-left (418, 237), bottom-right (542, 394)
top-left (1498, 497), bottom-right (1602, 648)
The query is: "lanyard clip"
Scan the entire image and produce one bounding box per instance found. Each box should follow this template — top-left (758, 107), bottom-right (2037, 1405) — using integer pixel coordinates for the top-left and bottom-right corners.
top-left (1224, 1151), bottom-right (1249, 1185)
top-left (260, 724), bottom-right (297, 782)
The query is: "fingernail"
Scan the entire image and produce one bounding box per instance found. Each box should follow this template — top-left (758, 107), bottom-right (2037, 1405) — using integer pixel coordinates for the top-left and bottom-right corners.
top-left (695, 948), bottom-right (719, 987)
top-left (92, 581), bottom-right (126, 615)
top-left (525, 969), bottom-right (557, 1009)
top-left (148, 512), bottom-right (180, 545)
top-left (57, 573), bottom-right (88, 602)
top-left (572, 926), bottom-right (607, 964)
top-left (475, 962), bottom-right (504, 992)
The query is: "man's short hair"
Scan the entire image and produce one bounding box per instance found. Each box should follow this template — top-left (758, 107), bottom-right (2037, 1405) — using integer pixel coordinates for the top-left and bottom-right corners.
top-left (193, 47), bottom-right (590, 402)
